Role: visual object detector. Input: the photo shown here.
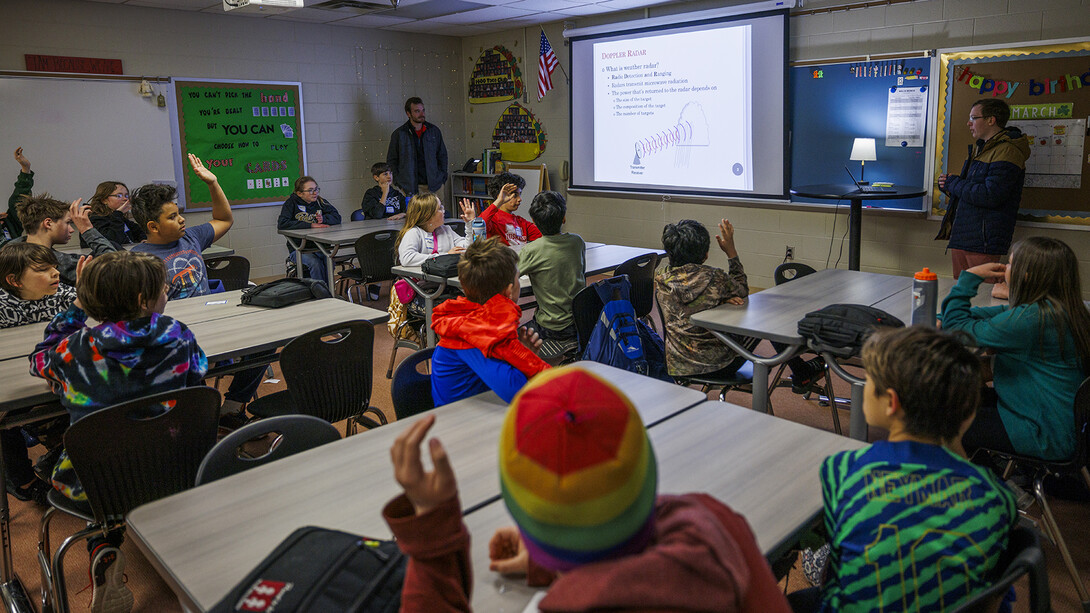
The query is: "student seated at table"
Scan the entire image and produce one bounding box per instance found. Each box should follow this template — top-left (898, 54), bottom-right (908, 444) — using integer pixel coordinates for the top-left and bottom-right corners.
top-left (276, 175), bottom-right (341, 285)
top-left (941, 236), bottom-right (1090, 462)
top-left (517, 191), bottom-right (584, 343)
top-left (395, 193), bottom-right (476, 266)
top-left (429, 237), bottom-right (549, 406)
top-left (654, 219), bottom-right (822, 390)
top-left (789, 326), bottom-right (1016, 613)
top-left (131, 153), bottom-right (262, 427)
top-left (385, 365), bottom-right (792, 613)
top-left (8, 192), bottom-right (116, 286)
top-left (0, 242), bottom-right (78, 329)
top-left (2, 146), bottom-right (33, 244)
top-left (30, 250), bottom-right (208, 613)
top-left (358, 162), bottom-right (407, 221)
top-left (80, 180), bottom-right (145, 249)
top-left (478, 171), bottom-right (541, 247)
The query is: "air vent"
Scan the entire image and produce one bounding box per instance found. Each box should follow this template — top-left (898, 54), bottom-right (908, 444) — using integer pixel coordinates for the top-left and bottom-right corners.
top-left (311, 0), bottom-right (392, 13)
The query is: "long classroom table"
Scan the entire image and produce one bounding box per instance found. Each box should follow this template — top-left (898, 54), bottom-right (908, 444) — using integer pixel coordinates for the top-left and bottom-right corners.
top-left (277, 218), bottom-right (411, 284)
top-left (691, 269), bottom-right (1004, 441)
top-left (125, 361), bottom-right (705, 612)
top-left (392, 243), bottom-right (663, 346)
top-left (0, 298), bottom-right (387, 612)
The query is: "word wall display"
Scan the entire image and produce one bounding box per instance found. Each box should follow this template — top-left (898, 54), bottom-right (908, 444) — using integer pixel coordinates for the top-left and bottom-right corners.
top-left (174, 80), bottom-right (304, 208)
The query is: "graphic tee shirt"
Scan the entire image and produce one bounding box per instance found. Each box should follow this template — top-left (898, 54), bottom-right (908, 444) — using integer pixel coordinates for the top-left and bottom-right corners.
top-left (132, 223), bottom-right (215, 299)
top-left (819, 440), bottom-right (1016, 613)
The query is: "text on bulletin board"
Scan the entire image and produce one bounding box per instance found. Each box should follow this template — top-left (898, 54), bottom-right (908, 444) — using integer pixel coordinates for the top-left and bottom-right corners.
top-left (174, 80), bottom-right (305, 209)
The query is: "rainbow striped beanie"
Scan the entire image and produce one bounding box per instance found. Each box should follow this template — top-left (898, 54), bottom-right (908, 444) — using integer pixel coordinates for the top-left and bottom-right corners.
top-left (499, 365), bottom-right (658, 571)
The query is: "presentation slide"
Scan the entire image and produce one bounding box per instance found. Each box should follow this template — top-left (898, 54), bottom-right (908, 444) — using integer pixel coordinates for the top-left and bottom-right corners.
top-left (568, 8), bottom-right (788, 200)
top-left (592, 26), bottom-right (752, 191)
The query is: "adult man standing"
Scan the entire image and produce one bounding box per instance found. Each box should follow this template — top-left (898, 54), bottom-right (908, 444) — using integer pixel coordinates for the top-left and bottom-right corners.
top-left (387, 97), bottom-right (448, 196)
top-left (938, 98), bottom-right (1030, 283)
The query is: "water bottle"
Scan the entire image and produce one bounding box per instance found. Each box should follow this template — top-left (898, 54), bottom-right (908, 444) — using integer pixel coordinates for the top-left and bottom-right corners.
top-left (471, 217), bottom-right (486, 242)
top-left (911, 267), bottom-right (938, 327)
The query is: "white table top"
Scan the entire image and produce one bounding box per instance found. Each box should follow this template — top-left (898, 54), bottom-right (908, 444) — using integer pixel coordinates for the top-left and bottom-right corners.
top-left (691, 268), bottom-right (912, 345)
top-left (468, 399), bottom-right (865, 611)
top-left (55, 242), bottom-right (234, 258)
top-left (392, 243), bottom-right (663, 290)
top-left (0, 298), bottom-right (387, 413)
top-left (277, 218), bottom-right (404, 247)
top-left (126, 362), bottom-right (704, 612)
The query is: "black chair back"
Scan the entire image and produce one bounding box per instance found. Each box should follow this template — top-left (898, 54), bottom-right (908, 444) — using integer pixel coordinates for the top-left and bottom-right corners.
top-left (446, 220), bottom-right (466, 236)
top-left (281, 320), bottom-right (376, 424)
top-left (952, 525), bottom-right (1050, 613)
top-left (196, 415), bottom-right (341, 485)
top-left (774, 262), bottom-right (817, 285)
top-left (205, 256), bottom-right (251, 291)
top-left (391, 347), bottom-right (435, 420)
top-left (572, 283), bottom-right (605, 355)
top-left (63, 386), bottom-right (221, 522)
top-left (614, 254), bottom-right (658, 319)
top-left (351, 230), bottom-right (398, 284)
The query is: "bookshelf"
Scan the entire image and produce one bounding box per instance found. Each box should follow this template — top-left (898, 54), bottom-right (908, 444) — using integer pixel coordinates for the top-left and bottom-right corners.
top-left (452, 171), bottom-right (496, 214)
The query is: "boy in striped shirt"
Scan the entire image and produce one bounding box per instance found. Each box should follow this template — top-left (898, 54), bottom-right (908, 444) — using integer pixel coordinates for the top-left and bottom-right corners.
top-left (799, 327), bottom-right (1016, 612)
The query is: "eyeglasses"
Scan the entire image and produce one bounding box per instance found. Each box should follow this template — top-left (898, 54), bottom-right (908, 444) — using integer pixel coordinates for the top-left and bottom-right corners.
top-left (110, 193), bottom-right (130, 199)
top-left (968, 115), bottom-right (989, 122)
top-left (302, 188), bottom-right (320, 194)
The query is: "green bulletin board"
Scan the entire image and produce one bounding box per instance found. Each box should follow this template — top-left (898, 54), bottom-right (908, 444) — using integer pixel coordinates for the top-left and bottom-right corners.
top-left (173, 79), bottom-right (305, 209)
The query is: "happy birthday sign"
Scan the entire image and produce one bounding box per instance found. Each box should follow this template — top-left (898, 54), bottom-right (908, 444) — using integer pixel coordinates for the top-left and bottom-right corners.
top-left (958, 65), bottom-right (1090, 98)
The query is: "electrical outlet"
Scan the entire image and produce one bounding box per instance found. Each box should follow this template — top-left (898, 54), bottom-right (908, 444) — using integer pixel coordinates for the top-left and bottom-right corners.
top-left (785, 246), bottom-right (795, 260)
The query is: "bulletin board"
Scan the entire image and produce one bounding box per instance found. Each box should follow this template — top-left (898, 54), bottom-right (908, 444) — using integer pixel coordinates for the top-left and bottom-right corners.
top-left (933, 40), bottom-right (1090, 228)
top-left (789, 56), bottom-right (935, 212)
top-left (172, 79), bottom-right (305, 210)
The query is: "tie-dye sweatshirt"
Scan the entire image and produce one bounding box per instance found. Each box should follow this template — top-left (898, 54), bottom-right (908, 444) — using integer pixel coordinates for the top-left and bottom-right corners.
top-left (29, 305), bottom-right (209, 424)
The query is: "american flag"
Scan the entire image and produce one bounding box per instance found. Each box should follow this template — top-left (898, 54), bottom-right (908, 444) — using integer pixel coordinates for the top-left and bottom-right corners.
top-left (538, 30), bottom-right (559, 100)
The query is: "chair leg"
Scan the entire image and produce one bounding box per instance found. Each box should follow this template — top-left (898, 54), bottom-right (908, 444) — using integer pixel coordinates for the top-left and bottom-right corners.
top-left (822, 367), bottom-right (842, 435)
top-left (386, 337), bottom-right (401, 379)
top-left (37, 507), bottom-right (58, 613)
top-left (51, 524), bottom-right (101, 613)
top-left (1033, 475), bottom-right (1090, 605)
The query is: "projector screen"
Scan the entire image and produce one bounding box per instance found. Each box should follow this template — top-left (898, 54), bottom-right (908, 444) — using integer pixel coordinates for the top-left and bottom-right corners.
top-left (568, 8), bottom-right (789, 199)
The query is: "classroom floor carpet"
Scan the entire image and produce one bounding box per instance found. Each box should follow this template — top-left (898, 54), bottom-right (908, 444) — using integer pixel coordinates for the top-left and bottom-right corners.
top-left (5, 282), bottom-right (1087, 612)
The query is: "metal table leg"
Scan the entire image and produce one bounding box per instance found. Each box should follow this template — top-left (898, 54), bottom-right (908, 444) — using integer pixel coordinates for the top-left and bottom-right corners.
top-left (708, 331), bottom-right (803, 414)
top-left (0, 424), bottom-right (45, 613)
top-left (823, 354), bottom-right (868, 441)
top-left (400, 278), bottom-right (448, 347)
top-left (284, 236), bottom-right (306, 280)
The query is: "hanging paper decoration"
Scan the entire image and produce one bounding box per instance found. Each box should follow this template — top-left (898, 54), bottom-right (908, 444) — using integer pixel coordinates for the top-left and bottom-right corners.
top-left (492, 103), bottom-right (546, 162)
top-left (469, 46), bottom-right (523, 104)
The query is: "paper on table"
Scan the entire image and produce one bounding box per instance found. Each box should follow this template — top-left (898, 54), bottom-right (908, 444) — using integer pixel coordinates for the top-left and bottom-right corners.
top-left (885, 86), bottom-right (927, 147)
top-left (522, 592), bottom-right (547, 613)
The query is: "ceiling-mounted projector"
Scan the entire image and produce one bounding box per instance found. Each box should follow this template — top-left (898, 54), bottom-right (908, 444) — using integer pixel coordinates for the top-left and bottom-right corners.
top-left (223, 0), bottom-right (304, 14)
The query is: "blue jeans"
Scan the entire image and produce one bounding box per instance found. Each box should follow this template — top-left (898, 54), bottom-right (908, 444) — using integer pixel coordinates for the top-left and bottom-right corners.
top-left (288, 250), bottom-right (328, 285)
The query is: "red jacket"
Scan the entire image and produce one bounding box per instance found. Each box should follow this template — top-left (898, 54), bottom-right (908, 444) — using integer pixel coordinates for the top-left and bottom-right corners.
top-left (384, 493), bottom-right (792, 613)
top-left (432, 295), bottom-right (549, 379)
top-left (478, 205), bottom-right (541, 246)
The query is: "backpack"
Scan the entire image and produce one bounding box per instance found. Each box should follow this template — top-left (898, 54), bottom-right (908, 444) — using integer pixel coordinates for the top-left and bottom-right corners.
top-left (241, 278), bottom-right (332, 308)
top-left (797, 303), bottom-right (904, 358)
top-left (581, 276), bottom-right (673, 382)
top-left (210, 526), bottom-right (405, 613)
top-left (421, 253), bottom-right (461, 278)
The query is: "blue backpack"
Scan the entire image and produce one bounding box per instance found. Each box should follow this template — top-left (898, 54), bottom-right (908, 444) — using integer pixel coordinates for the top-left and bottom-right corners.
top-left (581, 276), bottom-right (672, 382)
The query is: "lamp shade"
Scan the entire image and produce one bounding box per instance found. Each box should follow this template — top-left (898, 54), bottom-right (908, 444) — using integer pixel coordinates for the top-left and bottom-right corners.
top-left (850, 138), bottom-right (877, 162)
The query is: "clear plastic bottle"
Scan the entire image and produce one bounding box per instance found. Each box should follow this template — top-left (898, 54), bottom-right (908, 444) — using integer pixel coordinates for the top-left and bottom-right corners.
top-left (471, 216), bottom-right (486, 242)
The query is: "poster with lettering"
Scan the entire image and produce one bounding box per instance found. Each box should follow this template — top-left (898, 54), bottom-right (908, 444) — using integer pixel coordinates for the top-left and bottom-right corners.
top-left (468, 46), bottom-right (522, 104)
top-left (174, 80), bottom-right (305, 209)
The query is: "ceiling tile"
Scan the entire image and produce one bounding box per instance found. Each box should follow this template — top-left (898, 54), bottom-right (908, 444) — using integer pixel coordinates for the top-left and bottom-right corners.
top-left (431, 4), bottom-right (535, 23)
top-left (505, 0), bottom-right (590, 10)
top-left (267, 6), bottom-right (351, 21)
top-left (384, 0), bottom-right (487, 19)
top-left (124, 0), bottom-right (220, 8)
top-left (328, 12), bottom-right (415, 25)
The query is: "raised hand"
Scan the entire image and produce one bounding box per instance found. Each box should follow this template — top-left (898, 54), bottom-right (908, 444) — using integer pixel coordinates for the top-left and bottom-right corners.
top-left (488, 527), bottom-right (529, 575)
top-left (13, 147), bottom-right (30, 173)
top-left (459, 198), bottom-right (477, 223)
top-left (389, 414), bottom-right (458, 516)
top-left (74, 255), bottom-right (91, 285)
top-left (494, 183), bottom-right (517, 208)
top-left (69, 198), bottom-right (93, 234)
top-left (517, 326), bottom-right (542, 355)
top-left (715, 219), bottom-right (738, 258)
top-left (187, 153), bottom-right (218, 185)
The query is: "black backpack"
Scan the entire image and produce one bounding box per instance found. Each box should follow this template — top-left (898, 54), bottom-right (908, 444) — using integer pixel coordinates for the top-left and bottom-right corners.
top-left (797, 303), bottom-right (904, 358)
top-left (210, 526), bottom-right (405, 613)
top-left (241, 278), bottom-right (332, 308)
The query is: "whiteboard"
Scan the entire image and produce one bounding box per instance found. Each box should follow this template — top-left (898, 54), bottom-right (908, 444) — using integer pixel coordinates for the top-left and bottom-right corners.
top-left (507, 163), bottom-right (548, 210)
top-left (0, 75), bottom-right (176, 205)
